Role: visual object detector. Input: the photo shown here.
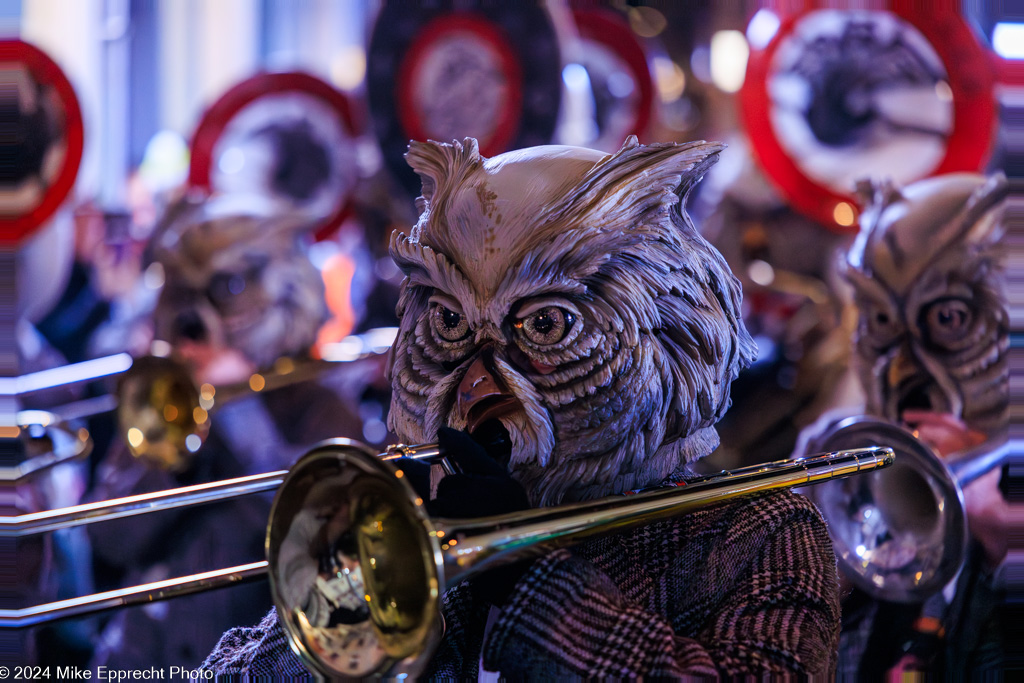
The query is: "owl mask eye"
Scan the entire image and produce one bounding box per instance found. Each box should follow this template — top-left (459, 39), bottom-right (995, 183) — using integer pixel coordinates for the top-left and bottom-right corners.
top-left (206, 252), bottom-right (267, 305)
top-left (517, 307), bottom-right (575, 345)
top-left (431, 302), bottom-right (471, 342)
top-left (515, 304), bottom-right (579, 347)
top-left (922, 297), bottom-right (974, 348)
top-left (862, 300), bottom-right (900, 350)
top-left (208, 271), bottom-right (249, 305)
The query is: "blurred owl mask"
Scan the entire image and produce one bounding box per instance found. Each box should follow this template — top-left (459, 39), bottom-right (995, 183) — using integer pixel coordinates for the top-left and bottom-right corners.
top-left (845, 173), bottom-right (1009, 436)
top-left (387, 137), bottom-right (755, 506)
top-left (150, 196), bottom-right (327, 372)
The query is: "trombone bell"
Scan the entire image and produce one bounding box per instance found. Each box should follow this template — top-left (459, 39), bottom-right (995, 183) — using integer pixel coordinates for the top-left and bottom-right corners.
top-left (806, 416), bottom-right (971, 603)
top-left (117, 356), bottom-right (209, 471)
top-left (267, 439), bottom-right (441, 679)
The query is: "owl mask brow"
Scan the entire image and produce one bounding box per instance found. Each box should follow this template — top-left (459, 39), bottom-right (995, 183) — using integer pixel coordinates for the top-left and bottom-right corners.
top-left (515, 297), bottom-right (581, 319)
top-left (399, 137), bottom-right (727, 309)
top-left (390, 233), bottom-right (477, 307)
top-left (427, 293), bottom-right (463, 313)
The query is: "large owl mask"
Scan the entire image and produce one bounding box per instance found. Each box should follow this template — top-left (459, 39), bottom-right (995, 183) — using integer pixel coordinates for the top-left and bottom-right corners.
top-left (387, 137), bottom-right (755, 506)
top-left (845, 173), bottom-right (1009, 436)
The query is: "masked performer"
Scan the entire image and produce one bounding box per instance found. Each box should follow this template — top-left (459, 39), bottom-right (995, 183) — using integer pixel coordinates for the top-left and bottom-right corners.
top-left (821, 172), bottom-right (1009, 679)
top-left (88, 197), bottom-right (362, 669)
top-left (202, 137), bottom-right (841, 678)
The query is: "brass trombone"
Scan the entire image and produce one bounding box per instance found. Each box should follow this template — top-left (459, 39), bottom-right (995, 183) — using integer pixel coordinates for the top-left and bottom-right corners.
top-left (0, 438), bottom-right (892, 655)
top-left (0, 328), bottom-right (399, 472)
top-left (805, 416), bottom-right (1015, 603)
top-left (116, 327), bottom-right (398, 470)
top-left (266, 440), bottom-right (893, 679)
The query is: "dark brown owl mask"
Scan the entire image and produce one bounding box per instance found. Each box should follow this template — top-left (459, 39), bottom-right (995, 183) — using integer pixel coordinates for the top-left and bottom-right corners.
top-left (845, 172), bottom-right (1009, 436)
top-left (387, 137), bottom-right (755, 506)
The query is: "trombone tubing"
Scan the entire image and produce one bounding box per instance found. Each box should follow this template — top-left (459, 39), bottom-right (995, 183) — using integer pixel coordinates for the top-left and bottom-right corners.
top-left (948, 436), bottom-right (1019, 488)
top-left (433, 446), bottom-right (895, 577)
top-left (0, 562), bottom-right (269, 628)
top-left (2, 447), bottom-right (891, 628)
top-left (2, 443), bottom-right (446, 537)
top-left (0, 470), bottom-right (286, 537)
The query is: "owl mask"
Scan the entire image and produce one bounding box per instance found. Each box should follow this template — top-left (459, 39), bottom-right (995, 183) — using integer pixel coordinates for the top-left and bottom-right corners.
top-left (150, 196), bottom-right (327, 370)
top-left (845, 172), bottom-right (1009, 436)
top-left (387, 137), bottom-right (755, 506)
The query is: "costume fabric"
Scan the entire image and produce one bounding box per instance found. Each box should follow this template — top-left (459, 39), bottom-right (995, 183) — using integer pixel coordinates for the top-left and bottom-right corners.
top-left (201, 489), bottom-right (840, 678)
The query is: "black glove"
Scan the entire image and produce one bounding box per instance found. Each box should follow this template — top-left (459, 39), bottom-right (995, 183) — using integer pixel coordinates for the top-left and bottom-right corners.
top-left (397, 427), bottom-right (530, 516)
top-left (430, 427), bottom-right (529, 518)
top-left (395, 427), bottom-right (532, 605)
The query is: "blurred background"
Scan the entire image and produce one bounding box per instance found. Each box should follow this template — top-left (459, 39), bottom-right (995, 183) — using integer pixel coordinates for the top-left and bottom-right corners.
top-left (2, 0), bottom-right (1021, 675)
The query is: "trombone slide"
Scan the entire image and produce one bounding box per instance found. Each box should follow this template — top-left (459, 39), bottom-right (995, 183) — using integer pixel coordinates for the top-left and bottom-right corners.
top-left (434, 447), bottom-right (891, 577)
top-left (1, 440), bottom-right (892, 640)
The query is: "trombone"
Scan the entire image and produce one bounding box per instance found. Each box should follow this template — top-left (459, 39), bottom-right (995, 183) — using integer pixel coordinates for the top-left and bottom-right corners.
top-left (2, 328), bottom-right (399, 472)
top-left (804, 415), bottom-right (1015, 603)
top-left (115, 327), bottom-right (398, 470)
top-left (0, 436), bottom-right (892, 679)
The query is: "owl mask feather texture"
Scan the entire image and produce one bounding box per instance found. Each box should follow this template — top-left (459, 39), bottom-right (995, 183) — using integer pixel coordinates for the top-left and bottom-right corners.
top-left (845, 172), bottom-right (1009, 435)
top-left (387, 137), bottom-right (755, 506)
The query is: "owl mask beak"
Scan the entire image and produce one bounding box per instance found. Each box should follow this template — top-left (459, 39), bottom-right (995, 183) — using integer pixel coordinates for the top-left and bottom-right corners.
top-left (456, 350), bottom-right (521, 433)
top-left (883, 344), bottom-right (957, 422)
top-left (886, 345), bottom-right (920, 391)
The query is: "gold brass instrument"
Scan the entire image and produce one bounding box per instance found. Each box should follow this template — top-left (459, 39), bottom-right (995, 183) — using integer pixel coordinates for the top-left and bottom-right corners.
top-left (2, 329), bottom-right (398, 472)
top-left (264, 440), bottom-right (893, 679)
top-left (115, 327), bottom-right (398, 470)
top-left (116, 355), bottom-right (209, 470)
top-left (0, 437), bottom-right (892, 653)
top-left (805, 416), bottom-right (1014, 603)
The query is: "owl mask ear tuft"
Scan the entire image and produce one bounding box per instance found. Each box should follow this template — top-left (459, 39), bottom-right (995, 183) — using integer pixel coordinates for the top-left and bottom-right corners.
top-left (853, 178), bottom-right (875, 208)
top-left (853, 177), bottom-right (903, 213)
top-left (955, 171), bottom-right (1009, 247)
top-left (405, 138), bottom-right (483, 216)
top-left (546, 139), bottom-right (726, 232)
top-left (847, 177), bottom-right (906, 276)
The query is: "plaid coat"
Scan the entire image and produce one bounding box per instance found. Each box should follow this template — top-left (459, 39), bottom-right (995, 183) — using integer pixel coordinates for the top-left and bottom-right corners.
top-left (201, 489), bottom-right (840, 678)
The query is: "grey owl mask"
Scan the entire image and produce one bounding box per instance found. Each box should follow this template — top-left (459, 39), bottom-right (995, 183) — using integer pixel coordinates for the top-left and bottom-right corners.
top-left (845, 172), bottom-right (1009, 435)
top-left (386, 136), bottom-right (756, 506)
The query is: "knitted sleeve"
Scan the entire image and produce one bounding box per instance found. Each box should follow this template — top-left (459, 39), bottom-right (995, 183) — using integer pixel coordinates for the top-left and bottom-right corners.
top-left (482, 492), bottom-right (840, 678)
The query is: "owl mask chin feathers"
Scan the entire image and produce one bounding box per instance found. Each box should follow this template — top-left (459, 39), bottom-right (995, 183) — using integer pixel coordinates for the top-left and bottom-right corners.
top-left (386, 137), bottom-right (755, 506)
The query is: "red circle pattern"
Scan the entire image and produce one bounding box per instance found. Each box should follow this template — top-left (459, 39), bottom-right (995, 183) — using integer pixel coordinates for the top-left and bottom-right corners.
top-left (396, 14), bottom-right (524, 158)
top-left (739, 1), bottom-right (998, 233)
top-left (1, 40), bottom-right (85, 244)
top-left (187, 71), bottom-right (360, 242)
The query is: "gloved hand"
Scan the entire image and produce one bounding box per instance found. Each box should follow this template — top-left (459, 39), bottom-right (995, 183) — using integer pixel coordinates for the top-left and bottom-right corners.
top-left (395, 426), bottom-right (532, 605)
top-left (397, 427), bottom-right (530, 517)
